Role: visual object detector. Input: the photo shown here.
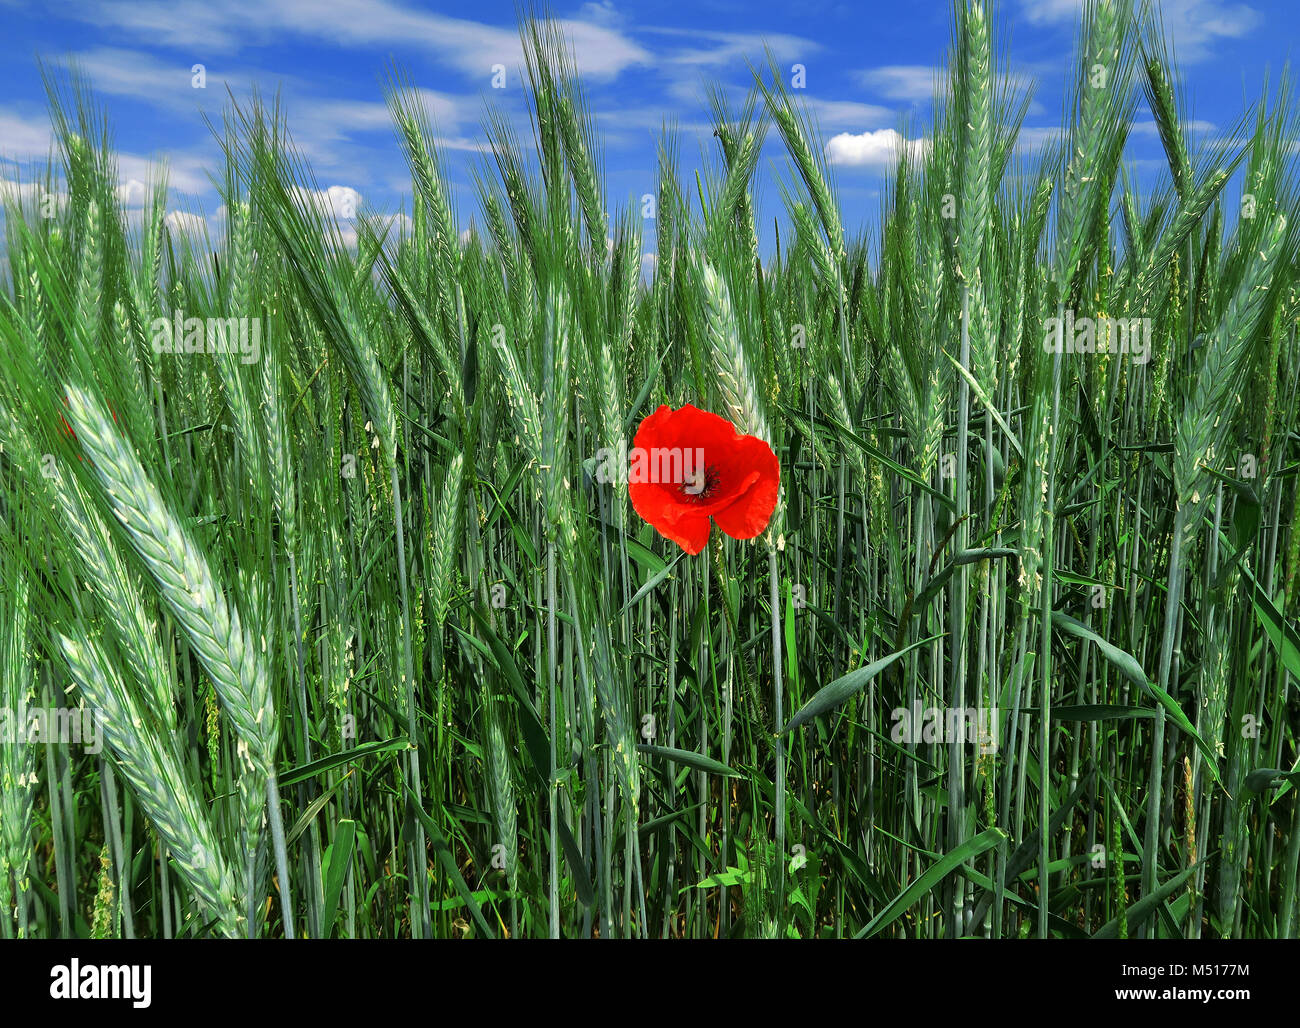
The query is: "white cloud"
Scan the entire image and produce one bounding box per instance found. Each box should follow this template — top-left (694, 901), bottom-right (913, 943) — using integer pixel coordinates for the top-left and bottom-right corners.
top-left (336, 211), bottom-right (410, 251)
top-left (3, 176), bottom-right (155, 213)
top-left (116, 178), bottom-right (149, 206)
top-left (165, 209), bottom-right (208, 235)
top-left (0, 180), bottom-right (67, 213)
top-left (115, 152), bottom-right (210, 196)
top-left (0, 109), bottom-right (209, 204)
top-left (0, 180), bottom-right (40, 202)
top-left (550, 18), bottom-right (652, 78)
top-left (825, 128), bottom-right (928, 167)
top-left (0, 104), bottom-right (213, 200)
top-left (1019, 0), bottom-right (1259, 61)
top-left (0, 109), bottom-right (54, 158)
top-left (293, 184), bottom-right (363, 220)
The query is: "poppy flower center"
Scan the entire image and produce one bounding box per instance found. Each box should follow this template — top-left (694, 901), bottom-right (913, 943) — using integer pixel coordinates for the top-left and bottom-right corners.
top-left (679, 463), bottom-right (721, 502)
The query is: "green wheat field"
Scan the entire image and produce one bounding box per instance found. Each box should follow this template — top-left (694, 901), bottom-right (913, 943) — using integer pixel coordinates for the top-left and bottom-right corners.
top-left (1, 0), bottom-right (1299, 939)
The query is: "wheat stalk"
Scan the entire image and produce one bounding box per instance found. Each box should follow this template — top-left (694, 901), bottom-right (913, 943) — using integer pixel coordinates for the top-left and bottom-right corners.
top-left (697, 253), bottom-right (771, 445)
top-left (55, 629), bottom-right (241, 936)
top-left (0, 566), bottom-right (37, 935)
top-left (62, 382), bottom-right (278, 776)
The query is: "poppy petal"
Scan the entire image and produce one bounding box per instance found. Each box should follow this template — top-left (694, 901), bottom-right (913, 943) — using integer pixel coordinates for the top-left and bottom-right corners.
top-left (713, 474), bottom-right (779, 539)
top-left (630, 404), bottom-right (676, 451)
top-left (627, 402), bottom-right (779, 553)
top-left (712, 434), bottom-right (780, 540)
top-left (628, 477), bottom-right (669, 528)
top-left (656, 509), bottom-right (712, 554)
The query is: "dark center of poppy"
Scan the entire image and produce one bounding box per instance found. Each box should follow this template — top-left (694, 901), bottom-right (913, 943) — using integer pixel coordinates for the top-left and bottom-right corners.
top-left (678, 463), bottom-right (721, 502)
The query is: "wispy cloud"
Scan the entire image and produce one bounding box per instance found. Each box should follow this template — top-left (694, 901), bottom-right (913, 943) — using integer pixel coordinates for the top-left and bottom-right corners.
top-left (804, 98), bottom-right (895, 131)
top-left (1130, 117), bottom-right (1216, 138)
top-left (283, 90), bottom-right (466, 157)
top-left (852, 65), bottom-right (940, 102)
top-left (647, 26), bottom-right (816, 68)
top-left (66, 47), bottom-right (241, 114)
top-left (1018, 0), bottom-right (1260, 62)
top-left (48, 48), bottom-right (483, 186)
top-left (853, 64), bottom-right (1039, 109)
top-left (62, 0), bottom-right (651, 80)
top-left (62, 48), bottom-right (465, 138)
top-left (1014, 125), bottom-right (1063, 155)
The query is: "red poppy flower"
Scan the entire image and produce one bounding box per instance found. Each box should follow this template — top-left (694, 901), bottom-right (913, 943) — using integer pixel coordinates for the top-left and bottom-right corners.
top-left (628, 404), bottom-right (779, 555)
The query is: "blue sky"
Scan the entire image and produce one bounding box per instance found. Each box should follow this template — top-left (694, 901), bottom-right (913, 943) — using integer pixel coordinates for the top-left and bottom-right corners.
top-left (0, 0), bottom-right (1295, 261)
